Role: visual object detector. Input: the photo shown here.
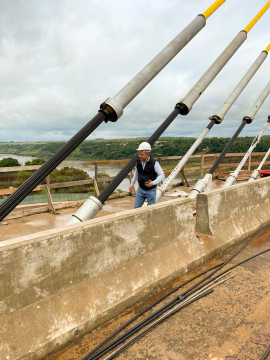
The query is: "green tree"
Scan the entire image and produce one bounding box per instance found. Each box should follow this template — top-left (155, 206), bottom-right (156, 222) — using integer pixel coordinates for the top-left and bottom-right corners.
top-left (25, 158), bottom-right (46, 165)
top-left (0, 157), bottom-right (21, 167)
top-left (12, 166), bottom-right (96, 195)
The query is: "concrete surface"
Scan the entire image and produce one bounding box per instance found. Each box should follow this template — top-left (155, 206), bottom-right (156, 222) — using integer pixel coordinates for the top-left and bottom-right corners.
top-left (1, 178), bottom-right (262, 360)
top-left (4, 192), bottom-right (132, 220)
top-left (0, 191), bottom-right (179, 242)
top-left (0, 197), bottom-right (198, 360)
top-left (48, 227), bottom-right (270, 360)
top-left (0, 181), bottom-right (225, 242)
top-left (196, 176), bottom-right (270, 244)
top-left (5, 200), bottom-right (85, 220)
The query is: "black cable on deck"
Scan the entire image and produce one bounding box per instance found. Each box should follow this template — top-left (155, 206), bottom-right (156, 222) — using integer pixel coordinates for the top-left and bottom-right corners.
top-left (105, 289), bottom-right (214, 360)
top-left (261, 346), bottom-right (270, 360)
top-left (83, 224), bottom-right (270, 360)
top-left (87, 246), bottom-right (270, 360)
top-left (0, 112), bottom-right (106, 221)
top-left (83, 262), bottom-right (223, 359)
top-left (106, 241), bottom-right (270, 360)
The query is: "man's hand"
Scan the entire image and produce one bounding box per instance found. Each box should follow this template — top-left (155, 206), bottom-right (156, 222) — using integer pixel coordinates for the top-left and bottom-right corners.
top-left (129, 185), bottom-right (133, 193)
top-left (145, 181), bottom-right (154, 188)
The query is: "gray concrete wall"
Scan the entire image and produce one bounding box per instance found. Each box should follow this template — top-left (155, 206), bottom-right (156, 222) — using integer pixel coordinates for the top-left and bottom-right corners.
top-left (6, 192), bottom-right (131, 220)
top-left (6, 200), bottom-right (85, 220)
top-left (2, 177), bottom-right (270, 360)
top-left (1, 197), bottom-right (202, 360)
top-left (196, 176), bottom-right (270, 243)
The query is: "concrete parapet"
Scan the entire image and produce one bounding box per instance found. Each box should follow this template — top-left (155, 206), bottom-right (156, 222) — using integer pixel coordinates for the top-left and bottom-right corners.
top-left (6, 192), bottom-right (131, 220)
top-left (3, 178), bottom-right (269, 360)
top-left (0, 197), bottom-right (202, 360)
top-left (196, 176), bottom-right (270, 243)
top-left (5, 200), bottom-right (85, 220)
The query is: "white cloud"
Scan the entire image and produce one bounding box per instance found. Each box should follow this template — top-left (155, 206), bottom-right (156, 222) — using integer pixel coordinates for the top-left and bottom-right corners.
top-left (0, 0), bottom-right (269, 142)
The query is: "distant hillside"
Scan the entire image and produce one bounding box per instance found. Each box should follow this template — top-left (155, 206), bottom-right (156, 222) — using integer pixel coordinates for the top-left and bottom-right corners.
top-left (0, 136), bottom-right (270, 161)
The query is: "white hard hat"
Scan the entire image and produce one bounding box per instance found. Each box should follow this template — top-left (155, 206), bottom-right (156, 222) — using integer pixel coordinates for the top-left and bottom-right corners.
top-left (136, 142), bottom-right (151, 151)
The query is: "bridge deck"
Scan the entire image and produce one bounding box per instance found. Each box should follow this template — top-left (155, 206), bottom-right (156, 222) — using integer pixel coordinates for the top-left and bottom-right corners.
top-left (48, 229), bottom-right (270, 360)
top-left (0, 181), bottom-right (200, 241)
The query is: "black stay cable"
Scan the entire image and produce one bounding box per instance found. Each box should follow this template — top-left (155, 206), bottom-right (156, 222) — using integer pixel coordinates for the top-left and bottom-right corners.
top-left (83, 224), bottom-right (270, 360)
top-left (83, 262), bottom-right (223, 359)
top-left (98, 108), bottom-right (180, 204)
top-left (0, 112), bottom-right (106, 222)
top-left (209, 120), bottom-right (247, 174)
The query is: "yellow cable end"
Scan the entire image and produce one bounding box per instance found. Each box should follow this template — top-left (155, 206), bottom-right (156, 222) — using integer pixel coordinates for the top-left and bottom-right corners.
top-left (244, 1), bottom-right (270, 33)
top-left (202, 0), bottom-right (226, 20)
top-left (265, 44), bottom-right (270, 52)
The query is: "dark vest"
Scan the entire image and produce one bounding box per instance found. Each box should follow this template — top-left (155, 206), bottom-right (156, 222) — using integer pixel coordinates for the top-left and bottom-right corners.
top-left (137, 156), bottom-right (157, 190)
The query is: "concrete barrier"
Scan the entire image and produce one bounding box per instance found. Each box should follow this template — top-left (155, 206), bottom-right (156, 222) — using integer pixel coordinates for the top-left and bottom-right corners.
top-left (3, 177), bottom-right (269, 360)
top-left (1, 197), bottom-right (204, 360)
top-left (6, 192), bottom-right (131, 220)
top-left (196, 176), bottom-right (270, 243)
top-left (5, 200), bottom-right (85, 220)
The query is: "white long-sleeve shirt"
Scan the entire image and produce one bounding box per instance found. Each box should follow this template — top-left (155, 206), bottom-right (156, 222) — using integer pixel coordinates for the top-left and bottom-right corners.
top-left (131, 159), bottom-right (165, 187)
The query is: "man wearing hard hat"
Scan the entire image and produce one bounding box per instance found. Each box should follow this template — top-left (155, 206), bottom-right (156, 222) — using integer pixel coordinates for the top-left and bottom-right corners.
top-left (129, 142), bottom-right (165, 208)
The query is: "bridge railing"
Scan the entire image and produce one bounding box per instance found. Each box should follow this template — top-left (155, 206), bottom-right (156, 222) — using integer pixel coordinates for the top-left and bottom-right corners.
top-left (0, 152), bottom-right (269, 201)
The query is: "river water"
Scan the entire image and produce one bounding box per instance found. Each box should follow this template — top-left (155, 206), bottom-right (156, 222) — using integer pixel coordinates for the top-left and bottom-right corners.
top-left (60, 161), bottom-right (132, 191)
top-left (0, 154), bottom-right (190, 192)
top-left (0, 154), bottom-right (131, 191)
top-left (0, 154), bottom-right (38, 164)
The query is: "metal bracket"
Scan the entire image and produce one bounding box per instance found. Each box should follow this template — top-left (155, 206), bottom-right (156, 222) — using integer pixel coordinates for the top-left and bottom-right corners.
top-left (100, 97), bottom-right (123, 122)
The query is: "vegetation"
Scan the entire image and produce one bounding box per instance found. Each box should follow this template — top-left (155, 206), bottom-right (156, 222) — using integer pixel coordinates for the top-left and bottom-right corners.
top-left (0, 158), bottom-right (111, 196)
top-left (0, 136), bottom-right (270, 161)
top-left (0, 157), bottom-right (21, 167)
top-left (12, 167), bottom-right (91, 193)
top-left (25, 158), bottom-right (46, 165)
top-left (0, 158), bottom-right (22, 190)
top-left (1, 135), bottom-right (270, 196)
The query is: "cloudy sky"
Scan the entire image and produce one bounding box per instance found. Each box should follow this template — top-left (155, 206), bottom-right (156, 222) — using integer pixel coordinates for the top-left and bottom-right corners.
top-left (0, 0), bottom-right (269, 142)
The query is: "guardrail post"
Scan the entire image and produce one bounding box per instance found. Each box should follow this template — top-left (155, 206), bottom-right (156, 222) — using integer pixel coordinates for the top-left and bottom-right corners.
top-left (46, 175), bottom-right (56, 214)
top-left (248, 154), bottom-right (252, 170)
top-left (94, 162), bottom-right (98, 197)
top-left (200, 155), bottom-right (204, 178)
top-left (181, 167), bottom-right (190, 187)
